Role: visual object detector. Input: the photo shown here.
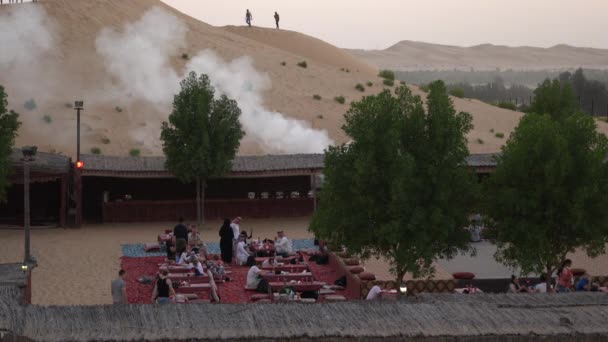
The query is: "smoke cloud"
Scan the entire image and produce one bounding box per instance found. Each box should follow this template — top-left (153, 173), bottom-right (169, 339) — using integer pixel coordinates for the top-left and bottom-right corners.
top-left (0, 5), bottom-right (333, 155)
top-left (95, 7), bottom-right (333, 154)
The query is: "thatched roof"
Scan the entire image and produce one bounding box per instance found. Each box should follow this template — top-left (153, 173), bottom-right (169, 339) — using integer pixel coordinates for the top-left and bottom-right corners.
top-left (2, 292), bottom-right (608, 341)
top-left (9, 149), bottom-right (70, 174)
top-left (465, 153), bottom-right (498, 167)
top-left (80, 153), bottom-right (499, 178)
top-left (80, 154), bottom-right (325, 175)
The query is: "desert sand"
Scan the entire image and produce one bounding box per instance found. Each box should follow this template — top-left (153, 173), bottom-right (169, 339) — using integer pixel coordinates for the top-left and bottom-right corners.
top-left (0, 218), bottom-right (314, 306)
top-left (348, 40), bottom-right (608, 71)
top-left (1, 0), bottom-right (596, 158)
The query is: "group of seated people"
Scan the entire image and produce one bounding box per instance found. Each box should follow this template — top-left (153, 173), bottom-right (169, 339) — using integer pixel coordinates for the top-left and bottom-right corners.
top-left (236, 230), bottom-right (294, 265)
top-left (509, 259), bottom-right (608, 293)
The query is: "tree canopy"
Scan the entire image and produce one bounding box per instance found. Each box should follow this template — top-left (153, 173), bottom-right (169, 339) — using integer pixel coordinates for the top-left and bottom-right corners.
top-left (0, 86), bottom-right (21, 203)
top-left (161, 71), bottom-right (245, 223)
top-left (311, 81), bottom-right (477, 286)
top-left (484, 80), bottom-right (608, 278)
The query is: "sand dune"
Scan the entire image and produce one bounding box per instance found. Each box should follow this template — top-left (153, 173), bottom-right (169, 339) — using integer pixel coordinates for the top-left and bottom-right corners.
top-left (1, 0), bottom-right (604, 158)
top-left (348, 40), bottom-right (608, 71)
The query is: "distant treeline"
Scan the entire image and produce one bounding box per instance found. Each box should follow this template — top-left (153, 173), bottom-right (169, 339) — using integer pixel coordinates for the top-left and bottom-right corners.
top-left (397, 68), bottom-right (608, 88)
top-left (558, 69), bottom-right (608, 117)
top-left (417, 69), bottom-right (608, 116)
top-left (445, 76), bottom-right (534, 107)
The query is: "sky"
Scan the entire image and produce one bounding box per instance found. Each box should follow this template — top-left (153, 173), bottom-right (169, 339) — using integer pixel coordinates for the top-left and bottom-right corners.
top-left (161, 0), bottom-right (608, 50)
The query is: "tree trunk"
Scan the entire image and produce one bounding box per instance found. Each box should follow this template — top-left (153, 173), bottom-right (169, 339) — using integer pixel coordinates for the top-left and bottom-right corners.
top-left (200, 180), bottom-right (206, 226)
top-left (546, 264), bottom-right (553, 293)
top-left (196, 177), bottom-right (201, 225)
top-left (395, 268), bottom-right (407, 299)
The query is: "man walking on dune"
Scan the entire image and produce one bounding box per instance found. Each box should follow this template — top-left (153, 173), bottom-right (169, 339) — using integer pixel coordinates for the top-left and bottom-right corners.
top-left (274, 11), bottom-right (280, 29)
top-left (245, 9), bottom-right (253, 27)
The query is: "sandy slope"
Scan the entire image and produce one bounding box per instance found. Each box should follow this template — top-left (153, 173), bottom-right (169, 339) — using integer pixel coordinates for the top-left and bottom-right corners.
top-left (1, 0), bottom-right (604, 158)
top-left (348, 40), bottom-right (608, 71)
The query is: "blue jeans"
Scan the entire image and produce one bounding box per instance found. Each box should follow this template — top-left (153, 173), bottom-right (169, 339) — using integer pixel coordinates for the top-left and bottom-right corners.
top-left (157, 297), bottom-right (171, 304)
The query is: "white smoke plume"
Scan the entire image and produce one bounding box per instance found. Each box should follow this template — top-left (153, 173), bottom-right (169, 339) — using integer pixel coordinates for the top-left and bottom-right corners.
top-left (0, 5), bottom-right (54, 66)
top-left (95, 7), bottom-right (333, 154)
top-left (0, 5), bottom-right (74, 151)
top-left (96, 7), bottom-right (183, 106)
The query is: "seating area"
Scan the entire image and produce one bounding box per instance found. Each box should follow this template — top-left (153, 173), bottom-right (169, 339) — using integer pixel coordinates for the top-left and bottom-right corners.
top-left (120, 228), bottom-right (352, 304)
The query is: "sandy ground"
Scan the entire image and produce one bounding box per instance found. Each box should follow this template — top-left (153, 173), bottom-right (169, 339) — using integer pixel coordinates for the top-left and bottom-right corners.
top-left (0, 217), bottom-right (314, 306)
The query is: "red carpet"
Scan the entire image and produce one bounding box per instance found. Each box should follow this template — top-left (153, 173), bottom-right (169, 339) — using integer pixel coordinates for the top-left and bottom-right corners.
top-left (121, 254), bottom-right (350, 303)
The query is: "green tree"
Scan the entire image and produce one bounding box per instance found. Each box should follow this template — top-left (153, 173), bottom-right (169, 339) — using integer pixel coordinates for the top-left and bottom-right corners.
top-left (529, 79), bottom-right (579, 120)
top-left (0, 86), bottom-right (21, 202)
top-left (484, 80), bottom-right (608, 284)
top-left (311, 81), bottom-right (476, 292)
top-left (161, 72), bottom-right (245, 224)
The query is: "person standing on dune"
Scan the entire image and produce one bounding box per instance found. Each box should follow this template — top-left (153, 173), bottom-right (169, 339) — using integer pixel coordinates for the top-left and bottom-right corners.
top-left (274, 12), bottom-right (280, 29)
top-left (246, 9), bottom-right (253, 27)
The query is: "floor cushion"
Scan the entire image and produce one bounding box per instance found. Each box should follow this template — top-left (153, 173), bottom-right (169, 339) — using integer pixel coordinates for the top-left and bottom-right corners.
top-left (349, 266), bottom-right (365, 274)
top-left (144, 243), bottom-right (161, 252)
top-left (358, 272), bottom-right (376, 281)
top-left (452, 272), bottom-right (475, 280)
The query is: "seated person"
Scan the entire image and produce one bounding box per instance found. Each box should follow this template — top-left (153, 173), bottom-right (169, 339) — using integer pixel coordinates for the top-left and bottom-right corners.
top-left (166, 236), bottom-right (177, 261)
top-left (236, 236), bottom-right (251, 266)
top-left (176, 248), bottom-right (190, 265)
top-left (187, 256), bottom-right (205, 276)
top-left (246, 256), bottom-right (262, 289)
top-left (366, 285), bottom-right (383, 300)
top-left (575, 272), bottom-right (599, 291)
top-left (533, 274), bottom-right (550, 293)
top-left (262, 257), bottom-right (279, 268)
top-left (508, 275), bottom-right (529, 293)
top-left (274, 230), bottom-right (293, 257)
top-left (151, 270), bottom-right (175, 304)
top-left (166, 245), bottom-right (177, 263)
top-left (206, 255), bottom-right (226, 275)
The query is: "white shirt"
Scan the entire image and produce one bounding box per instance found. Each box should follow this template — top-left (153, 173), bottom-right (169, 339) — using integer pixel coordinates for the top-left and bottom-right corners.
top-left (366, 285), bottom-right (382, 300)
top-left (246, 265), bottom-right (261, 289)
top-left (176, 252), bottom-right (188, 265)
top-left (236, 241), bottom-right (250, 265)
top-left (534, 283), bottom-right (547, 293)
top-left (275, 236), bottom-right (293, 254)
top-left (231, 223), bottom-right (240, 240)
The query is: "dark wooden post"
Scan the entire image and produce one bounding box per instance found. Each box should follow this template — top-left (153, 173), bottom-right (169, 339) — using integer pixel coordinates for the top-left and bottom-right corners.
top-left (59, 174), bottom-right (67, 227)
top-left (23, 160), bottom-right (31, 263)
top-left (75, 169), bottom-right (82, 228)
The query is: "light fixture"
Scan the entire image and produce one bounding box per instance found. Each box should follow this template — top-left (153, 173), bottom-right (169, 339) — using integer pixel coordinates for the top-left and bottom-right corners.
top-left (399, 285), bottom-right (407, 294)
top-left (76, 160), bottom-right (84, 169)
top-left (21, 264), bottom-right (29, 273)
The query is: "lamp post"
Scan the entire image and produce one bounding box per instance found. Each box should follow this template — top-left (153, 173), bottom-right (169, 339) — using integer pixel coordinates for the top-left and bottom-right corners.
top-left (74, 101), bottom-right (84, 163)
top-left (21, 146), bottom-right (37, 264)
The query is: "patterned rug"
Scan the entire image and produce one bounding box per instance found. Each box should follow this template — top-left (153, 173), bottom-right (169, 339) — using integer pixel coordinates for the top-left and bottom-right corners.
top-left (122, 239), bottom-right (318, 258)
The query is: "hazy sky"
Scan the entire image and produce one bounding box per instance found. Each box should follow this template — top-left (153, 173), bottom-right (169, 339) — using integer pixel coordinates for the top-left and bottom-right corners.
top-left (161, 0), bottom-right (608, 50)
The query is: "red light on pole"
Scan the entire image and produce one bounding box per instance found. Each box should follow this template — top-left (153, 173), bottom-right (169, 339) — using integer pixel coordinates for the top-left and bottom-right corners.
top-left (76, 161), bottom-right (84, 169)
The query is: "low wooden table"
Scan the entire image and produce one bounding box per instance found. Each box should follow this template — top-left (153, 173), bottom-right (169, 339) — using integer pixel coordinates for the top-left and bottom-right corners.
top-left (269, 281), bottom-right (324, 292)
top-left (175, 283), bottom-right (212, 296)
top-left (261, 273), bottom-right (315, 283)
top-left (261, 264), bottom-right (309, 273)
